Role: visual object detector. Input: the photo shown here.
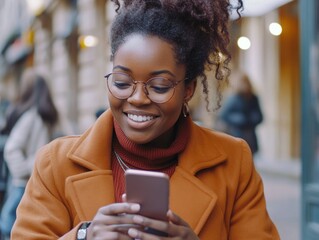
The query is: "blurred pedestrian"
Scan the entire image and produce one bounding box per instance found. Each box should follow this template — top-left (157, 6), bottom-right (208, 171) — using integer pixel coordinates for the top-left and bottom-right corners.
top-left (0, 95), bottom-right (10, 213)
top-left (219, 71), bottom-right (263, 155)
top-left (0, 96), bottom-right (10, 130)
top-left (95, 107), bottom-right (106, 119)
top-left (0, 68), bottom-right (58, 240)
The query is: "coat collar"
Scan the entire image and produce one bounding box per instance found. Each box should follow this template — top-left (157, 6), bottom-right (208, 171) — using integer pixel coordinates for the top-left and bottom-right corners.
top-left (67, 110), bottom-right (115, 171)
top-left (66, 110), bottom-right (227, 234)
top-left (68, 109), bottom-right (227, 173)
top-left (178, 117), bottom-right (227, 174)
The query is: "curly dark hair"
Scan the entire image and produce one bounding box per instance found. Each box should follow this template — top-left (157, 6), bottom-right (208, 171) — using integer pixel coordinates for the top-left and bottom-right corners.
top-left (110, 0), bottom-right (243, 110)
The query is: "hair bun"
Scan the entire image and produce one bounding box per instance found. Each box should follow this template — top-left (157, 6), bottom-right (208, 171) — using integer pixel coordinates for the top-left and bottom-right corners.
top-left (162, 0), bottom-right (212, 28)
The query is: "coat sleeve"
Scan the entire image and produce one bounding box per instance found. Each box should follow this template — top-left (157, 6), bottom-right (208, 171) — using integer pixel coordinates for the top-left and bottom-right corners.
top-left (11, 143), bottom-right (79, 240)
top-left (229, 140), bottom-right (280, 239)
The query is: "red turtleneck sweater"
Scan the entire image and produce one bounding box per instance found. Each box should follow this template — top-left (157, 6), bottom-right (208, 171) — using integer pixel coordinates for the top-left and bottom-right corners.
top-left (111, 117), bottom-right (190, 202)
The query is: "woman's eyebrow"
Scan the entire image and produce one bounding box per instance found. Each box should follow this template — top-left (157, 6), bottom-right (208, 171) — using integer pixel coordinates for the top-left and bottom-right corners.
top-left (150, 70), bottom-right (176, 78)
top-left (113, 65), bottom-right (132, 73)
top-left (113, 66), bottom-right (176, 78)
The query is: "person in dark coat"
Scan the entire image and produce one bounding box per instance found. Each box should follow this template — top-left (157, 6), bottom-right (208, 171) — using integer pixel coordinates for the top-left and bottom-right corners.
top-left (220, 72), bottom-right (263, 154)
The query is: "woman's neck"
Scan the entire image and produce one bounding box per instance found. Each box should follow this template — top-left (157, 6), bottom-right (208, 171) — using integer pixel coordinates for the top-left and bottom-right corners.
top-left (113, 116), bottom-right (190, 164)
top-left (144, 125), bottom-right (178, 148)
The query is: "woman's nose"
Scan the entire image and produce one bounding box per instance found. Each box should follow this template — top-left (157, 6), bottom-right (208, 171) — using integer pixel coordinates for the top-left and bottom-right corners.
top-left (127, 83), bottom-right (152, 105)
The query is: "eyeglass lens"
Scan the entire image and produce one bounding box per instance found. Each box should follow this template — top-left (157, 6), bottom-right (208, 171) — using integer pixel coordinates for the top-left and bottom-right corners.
top-left (106, 73), bottom-right (177, 103)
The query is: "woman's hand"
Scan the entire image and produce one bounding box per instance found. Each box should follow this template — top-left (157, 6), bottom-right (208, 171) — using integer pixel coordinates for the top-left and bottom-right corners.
top-left (127, 210), bottom-right (199, 240)
top-left (87, 202), bottom-right (142, 239)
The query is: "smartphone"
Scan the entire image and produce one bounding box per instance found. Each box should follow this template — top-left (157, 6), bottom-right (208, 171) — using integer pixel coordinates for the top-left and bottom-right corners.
top-left (125, 169), bottom-right (169, 221)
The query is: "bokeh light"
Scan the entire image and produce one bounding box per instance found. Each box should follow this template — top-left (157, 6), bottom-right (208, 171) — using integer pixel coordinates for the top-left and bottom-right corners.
top-left (237, 36), bottom-right (251, 50)
top-left (79, 35), bottom-right (99, 49)
top-left (269, 22), bottom-right (283, 36)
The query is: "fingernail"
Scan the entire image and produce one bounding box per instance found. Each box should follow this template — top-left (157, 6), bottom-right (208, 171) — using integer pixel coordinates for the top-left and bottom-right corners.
top-left (131, 204), bottom-right (140, 211)
top-left (128, 228), bottom-right (138, 238)
top-left (133, 215), bottom-right (144, 224)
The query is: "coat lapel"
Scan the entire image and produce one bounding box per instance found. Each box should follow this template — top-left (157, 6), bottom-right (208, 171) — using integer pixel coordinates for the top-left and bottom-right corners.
top-left (65, 170), bottom-right (115, 220)
top-left (65, 111), bottom-right (116, 221)
top-left (178, 118), bottom-right (227, 174)
top-left (170, 118), bottom-right (228, 234)
top-left (170, 167), bottom-right (218, 235)
top-left (67, 110), bottom-right (115, 171)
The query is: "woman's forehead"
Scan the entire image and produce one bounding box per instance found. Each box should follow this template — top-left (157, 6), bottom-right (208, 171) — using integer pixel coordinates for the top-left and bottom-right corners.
top-left (112, 35), bottom-right (186, 80)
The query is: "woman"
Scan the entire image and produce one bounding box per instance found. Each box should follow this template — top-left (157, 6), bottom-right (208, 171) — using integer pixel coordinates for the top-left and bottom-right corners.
top-left (220, 71), bottom-right (263, 154)
top-left (12, 0), bottom-right (279, 239)
top-left (0, 69), bottom-right (58, 239)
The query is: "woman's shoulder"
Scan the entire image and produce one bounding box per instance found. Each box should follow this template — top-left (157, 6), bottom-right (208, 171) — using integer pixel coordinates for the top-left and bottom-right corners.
top-left (188, 123), bottom-right (254, 177)
top-left (34, 135), bottom-right (82, 175)
top-left (195, 123), bottom-right (244, 145)
top-left (38, 135), bottom-right (80, 159)
top-left (192, 122), bottom-right (251, 156)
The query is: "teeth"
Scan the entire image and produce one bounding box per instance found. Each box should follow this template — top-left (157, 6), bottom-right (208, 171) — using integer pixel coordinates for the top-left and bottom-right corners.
top-left (128, 114), bottom-right (154, 122)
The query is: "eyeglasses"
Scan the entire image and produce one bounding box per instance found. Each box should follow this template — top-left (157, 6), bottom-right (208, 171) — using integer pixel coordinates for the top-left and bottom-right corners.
top-left (104, 72), bottom-right (184, 103)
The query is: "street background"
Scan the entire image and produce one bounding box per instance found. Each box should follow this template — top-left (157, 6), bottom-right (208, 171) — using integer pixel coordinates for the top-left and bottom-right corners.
top-left (257, 161), bottom-right (301, 240)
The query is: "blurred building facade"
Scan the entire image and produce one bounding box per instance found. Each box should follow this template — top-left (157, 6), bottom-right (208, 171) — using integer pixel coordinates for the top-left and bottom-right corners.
top-left (0, 0), bottom-right (112, 135)
top-left (0, 1), bottom-right (300, 165)
top-left (230, 1), bottom-right (300, 163)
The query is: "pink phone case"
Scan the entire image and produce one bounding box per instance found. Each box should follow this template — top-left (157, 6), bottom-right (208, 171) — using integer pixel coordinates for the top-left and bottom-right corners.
top-left (125, 169), bottom-right (169, 221)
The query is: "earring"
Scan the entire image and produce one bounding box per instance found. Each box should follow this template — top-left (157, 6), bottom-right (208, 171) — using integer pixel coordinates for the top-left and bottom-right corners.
top-left (182, 102), bottom-right (190, 117)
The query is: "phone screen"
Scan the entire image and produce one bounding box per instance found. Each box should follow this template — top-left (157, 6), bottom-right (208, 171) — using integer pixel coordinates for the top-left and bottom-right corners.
top-left (125, 169), bottom-right (169, 221)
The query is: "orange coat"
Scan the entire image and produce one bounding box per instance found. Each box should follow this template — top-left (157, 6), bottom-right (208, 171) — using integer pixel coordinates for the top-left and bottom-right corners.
top-left (12, 109), bottom-right (279, 239)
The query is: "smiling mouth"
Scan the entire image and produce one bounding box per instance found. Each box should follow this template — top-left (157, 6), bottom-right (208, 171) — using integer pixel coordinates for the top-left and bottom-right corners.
top-left (127, 114), bottom-right (155, 122)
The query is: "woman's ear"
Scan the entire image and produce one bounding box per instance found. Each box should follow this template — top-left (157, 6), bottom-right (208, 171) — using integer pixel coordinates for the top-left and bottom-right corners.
top-left (184, 80), bottom-right (197, 102)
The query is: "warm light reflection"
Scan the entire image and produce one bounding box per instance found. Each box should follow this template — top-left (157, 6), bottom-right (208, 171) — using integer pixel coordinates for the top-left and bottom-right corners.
top-left (26, 0), bottom-right (45, 16)
top-left (269, 22), bottom-right (282, 36)
top-left (79, 35), bottom-right (99, 48)
top-left (237, 36), bottom-right (251, 50)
